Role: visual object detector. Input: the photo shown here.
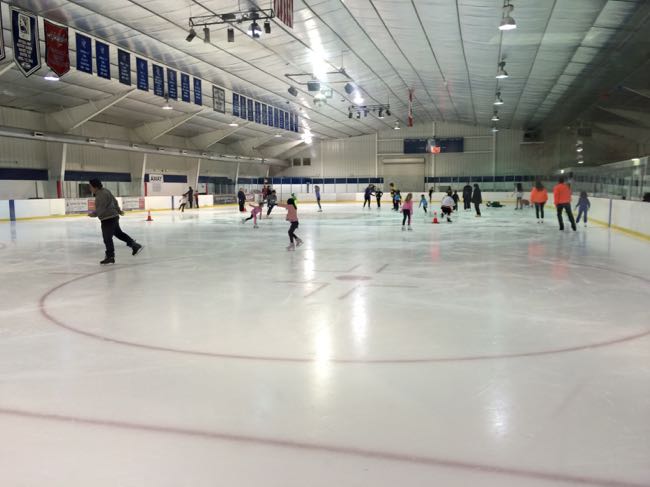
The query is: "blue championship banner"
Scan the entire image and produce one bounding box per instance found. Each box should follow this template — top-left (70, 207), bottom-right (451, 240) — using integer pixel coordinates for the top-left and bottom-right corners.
top-left (254, 101), bottom-right (261, 123)
top-left (167, 68), bottom-right (177, 100)
top-left (180, 73), bottom-right (190, 102)
top-left (247, 99), bottom-right (253, 121)
top-left (193, 78), bottom-right (202, 105)
top-left (152, 64), bottom-right (164, 96)
top-left (117, 49), bottom-right (131, 85)
top-left (75, 32), bottom-right (92, 74)
top-left (11, 8), bottom-right (41, 77)
top-left (136, 58), bottom-right (148, 91)
top-left (261, 103), bottom-right (268, 125)
top-left (233, 93), bottom-right (240, 117)
top-left (96, 41), bottom-right (110, 79)
top-left (240, 96), bottom-right (247, 120)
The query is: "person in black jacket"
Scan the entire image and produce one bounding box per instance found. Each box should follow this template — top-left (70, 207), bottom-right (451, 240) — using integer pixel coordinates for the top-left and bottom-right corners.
top-left (184, 186), bottom-right (194, 208)
top-left (375, 188), bottom-right (383, 208)
top-left (452, 190), bottom-right (459, 211)
top-left (88, 178), bottom-right (143, 265)
top-left (237, 188), bottom-right (246, 212)
top-left (472, 183), bottom-right (482, 217)
top-left (363, 184), bottom-right (374, 209)
top-left (462, 183), bottom-right (472, 210)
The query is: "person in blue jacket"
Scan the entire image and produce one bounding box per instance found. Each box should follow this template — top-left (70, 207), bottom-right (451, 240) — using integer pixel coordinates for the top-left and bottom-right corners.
top-left (575, 191), bottom-right (591, 227)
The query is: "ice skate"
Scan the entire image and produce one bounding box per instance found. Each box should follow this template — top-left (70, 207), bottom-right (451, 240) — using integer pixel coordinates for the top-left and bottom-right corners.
top-left (100, 256), bottom-right (115, 265)
top-left (296, 238), bottom-right (304, 247)
top-left (286, 243), bottom-right (295, 251)
top-left (401, 226), bottom-right (405, 231)
top-left (131, 243), bottom-right (143, 256)
top-left (407, 225), bottom-right (413, 231)
top-left (253, 224), bottom-right (259, 229)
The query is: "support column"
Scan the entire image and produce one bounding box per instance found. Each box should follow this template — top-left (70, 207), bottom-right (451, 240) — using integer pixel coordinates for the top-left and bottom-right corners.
top-left (188, 158), bottom-right (201, 190)
top-left (129, 153), bottom-right (147, 196)
top-left (46, 142), bottom-right (67, 198)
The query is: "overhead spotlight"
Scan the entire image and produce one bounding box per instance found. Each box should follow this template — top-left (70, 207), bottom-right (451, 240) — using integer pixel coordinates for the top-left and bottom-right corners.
top-left (264, 21), bottom-right (271, 34)
top-left (348, 111), bottom-right (353, 119)
top-left (307, 81), bottom-right (321, 92)
top-left (228, 120), bottom-right (239, 127)
top-left (227, 27), bottom-right (235, 42)
top-left (499, 3), bottom-right (517, 31)
top-left (203, 26), bottom-right (210, 43)
top-left (162, 97), bottom-right (173, 110)
top-left (288, 86), bottom-right (298, 97)
top-left (491, 111), bottom-right (500, 122)
top-left (576, 140), bottom-right (583, 153)
top-left (576, 146), bottom-right (583, 153)
top-left (274, 133), bottom-right (282, 138)
top-left (491, 125), bottom-right (499, 133)
top-left (44, 70), bottom-right (59, 81)
top-left (378, 108), bottom-right (384, 118)
top-left (364, 109), bottom-right (369, 117)
top-left (386, 108), bottom-right (391, 116)
top-left (496, 61), bottom-right (509, 79)
top-left (248, 21), bottom-right (262, 38)
top-left (394, 120), bottom-right (401, 130)
top-left (353, 92), bottom-right (364, 104)
top-left (186, 28), bottom-right (197, 42)
top-left (493, 92), bottom-right (504, 105)
top-left (356, 111), bottom-right (361, 119)
top-left (344, 83), bottom-right (355, 95)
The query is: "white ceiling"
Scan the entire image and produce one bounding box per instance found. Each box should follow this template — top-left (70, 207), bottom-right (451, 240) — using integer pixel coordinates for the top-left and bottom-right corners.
top-left (0, 0), bottom-right (648, 148)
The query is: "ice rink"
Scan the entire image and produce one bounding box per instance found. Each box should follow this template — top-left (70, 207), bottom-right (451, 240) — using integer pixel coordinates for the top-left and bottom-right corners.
top-left (1, 202), bottom-right (649, 487)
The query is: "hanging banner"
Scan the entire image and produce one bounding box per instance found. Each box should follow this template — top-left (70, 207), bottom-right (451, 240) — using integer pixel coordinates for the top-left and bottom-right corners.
top-left (180, 73), bottom-right (190, 102)
top-left (152, 65), bottom-right (164, 96)
top-left (284, 112), bottom-right (289, 131)
top-left (273, 108), bottom-right (279, 128)
top-left (167, 68), bottom-right (177, 99)
top-left (233, 93), bottom-right (240, 117)
top-left (193, 78), bottom-right (202, 105)
top-left (11, 8), bottom-right (41, 77)
top-left (75, 33), bottom-right (92, 74)
top-left (239, 96), bottom-right (247, 120)
top-left (96, 41), bottom-right (110, 79)
top-left (267, 106), bottom-right (274, 126)
top-left (136, 58), bottom-right (148, 91)
top-left (44, 20), bottom-right (69, 77)
top-left (212, 86), bottom-right (225, 113)
top-left (247, 99), bottom-right (254, 121)
top-left (0, 10), bottom-right (5, 61)
top-left (117, 49), bottom-right (131, 85)
top-left (408, 88), bottom-right (414, 127)
top-left (279, 110), bottom-right (285, 129)
top-left (289, 113), bottom-right (294, 132)
top-left (295, 114), bottom-right (300, 132)
top-left (261, 103), bottom-right (268, 125)
top-left (254, 101), bottom-right (261, 123)
top-left (149, 174), bottom-right (163, 193)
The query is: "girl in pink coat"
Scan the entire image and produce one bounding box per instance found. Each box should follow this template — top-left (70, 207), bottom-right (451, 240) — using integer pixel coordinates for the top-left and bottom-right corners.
top-left (401, 193), bottom-right (414, 231)
top-left (242, 201), bottom-right (264, 228)
top-left (277, 198), bottom-right (303, 250)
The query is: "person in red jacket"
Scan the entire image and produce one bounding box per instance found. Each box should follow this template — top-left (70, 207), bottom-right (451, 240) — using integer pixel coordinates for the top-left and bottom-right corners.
top-left (553, 176), bottom-right (576, 231)
top-left (530, 180), bottom-right (548, 223)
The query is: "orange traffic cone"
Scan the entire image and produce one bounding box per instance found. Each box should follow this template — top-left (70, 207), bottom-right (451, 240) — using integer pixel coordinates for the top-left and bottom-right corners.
top-left (146, 210), bottom-right (153, 222)
top-left (432, 211), bottom-right (439, 224)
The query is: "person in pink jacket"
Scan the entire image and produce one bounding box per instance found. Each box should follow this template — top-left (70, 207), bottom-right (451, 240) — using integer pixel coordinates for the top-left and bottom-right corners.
top-left (242, 201), bottom-right (264, 228)
top-left (401, 192), bottom-right (414, 231)
top-left (277, 198), bottom-right (303, 250)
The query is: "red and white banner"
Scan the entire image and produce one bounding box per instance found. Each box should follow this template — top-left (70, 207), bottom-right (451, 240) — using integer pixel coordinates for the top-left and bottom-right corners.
top-left (44, 20), bottom-right (70, 77)
top-left (274, 0), bottom-right (294, 28)
top-left (408, 88), bottom-right (414, 127)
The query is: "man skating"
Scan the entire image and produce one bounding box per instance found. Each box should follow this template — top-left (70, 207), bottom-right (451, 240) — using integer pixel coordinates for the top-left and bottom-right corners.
top-left (88, 178), bottom-right (143, 265)
top-left (553, 176), bottom-right (576, 231)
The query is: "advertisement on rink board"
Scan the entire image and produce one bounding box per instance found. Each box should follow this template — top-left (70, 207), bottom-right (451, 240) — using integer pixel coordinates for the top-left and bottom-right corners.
top-left (213, 195), bottom-right (236, 205)
top-left (65, 199), bottom-right (90, 214)
top-left (121, 197), bottom-right (145, 211)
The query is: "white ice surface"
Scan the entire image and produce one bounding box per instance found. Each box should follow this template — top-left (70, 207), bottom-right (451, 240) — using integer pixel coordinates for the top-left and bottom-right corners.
top-left (0, 203), bottom-right (649, 487)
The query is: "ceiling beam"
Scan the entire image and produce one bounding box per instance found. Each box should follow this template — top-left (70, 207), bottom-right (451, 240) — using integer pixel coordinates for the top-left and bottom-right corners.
top-left (0, 62), bottom-right (14, 77)
top-left (597, 107), bottom-right (650, 128)
top-left (622, 86), bottom-right (650, 100)
top-left (190, 123), bottom-right (248, 150)
top-left (593, 123), bottom-right (650, 143)
top-left (227, 135), bottom-right (278, 156)
top-left (47, 89), bottom-right (135, 133)
top-left (133, 110), bottom-right (204, 143)
top-left (263, 141), bottom-right (305, 159)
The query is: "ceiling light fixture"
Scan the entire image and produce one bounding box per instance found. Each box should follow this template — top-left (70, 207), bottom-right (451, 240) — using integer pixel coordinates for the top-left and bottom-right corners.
top-left (378, 108), bottom-right (384, 119)
top-left (288, 86), bottom-right (298, 97)
top-left (227, 27), bottom-right (235, 42)
top-left (496, 61), bottom-right (509, 79)
top-left (491, 111), bottom-right (500, 122)
top-left (386, 108), bottom-right (391, 116)
top-left (394, 120), bottom-right (401, 130)
top-left (348, 111), bottom-right (353, 119)
top-left (162, 97), bottom-right (173, 110)
top-left (493, 92), bottom-right (504, 105)
top-left (499, 2), bottom-right (517, 31)
top-left (353, 92), bottom-right (364, 104)
top-left (186, 28), bottom-right (197, 42)
top-left (491, 125), bottom-right (499, 133)
top-left (228, 120), bottom-right (239, 127)
top-left (248, 21), bottom-right (262, 38)
top-left (264, 21), bottom-right (271, 34)
top-left (203, 26), bottom-right (210, 43)
top-left (344, 82), bottom-right (355, 95)
top-left (44, 70), bottom-right (59, 81)
top-left (274, 133), bottom-right (282, 138)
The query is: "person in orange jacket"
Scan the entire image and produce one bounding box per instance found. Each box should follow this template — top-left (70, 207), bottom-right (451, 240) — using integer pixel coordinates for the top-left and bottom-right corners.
top-left (553, 176), bottom-right (576, 231)
top-left (530, 180), bottom-right (548, 223)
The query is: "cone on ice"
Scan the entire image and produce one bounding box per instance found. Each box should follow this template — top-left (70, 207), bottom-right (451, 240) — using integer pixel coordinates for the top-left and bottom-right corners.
top-left (432, 212), bottom-right (439, 224)
top-left (146, 211), bottom-right (153, 222)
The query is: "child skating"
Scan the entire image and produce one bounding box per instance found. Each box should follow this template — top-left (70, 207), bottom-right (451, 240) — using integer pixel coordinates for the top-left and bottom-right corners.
top-left (419, 194), bottom-right (428, 214)
top-left (575, 191), bottom-right (591, 227)
top-left (315, 185), bottom-right (322, 212)
top-left (401, 193), bottom-right (413, 231)
top-left (178, 194), bottom-right (187, 212)
top-left (266, 190), bottom-right (277, 218)
top-left (278, 198), bottom-right (303, 250)
top-left (242, 201), bottom-right (263, 228)
top-left (441, 192), bottom-right (455, 222)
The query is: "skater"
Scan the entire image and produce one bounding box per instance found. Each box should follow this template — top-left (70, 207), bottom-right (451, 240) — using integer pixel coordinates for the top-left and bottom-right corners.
top-left (530, 180), bottom-right (548, 223)
top-left (266, 190), bottom-right (277, 217)
top-left (375, 188), bottom-right (383, 208)
top-left (277, 198), bottom-right (303, 250)
top-left (88, 178), bottom-right (143, 265)
top-left (452, 190), bottom-right (459, 211)
top-left (237, 188), bottom-right (246, 212)
top-left (553, 176), bottom-right (576, 231)
top-left (514, 183), bottom-right (524, 210)
top-left (472, 183), bottom-right (482, 217)
top-left (242, 201), bottom-right (263, 228)
top-left (419, 194), bottom-right (428, 214)
top-left (394, 190), bottom-right (402, 211)
top-left (428, 186), bottom-right (434, 203)
top-left (401, 193), bottom-right (413, 231)
top-left (315, 185), bottom-right (322, 212)
top-left (194, 191), bottom-right (199, 209)
top-left (184, 186), bottom-right (194, 208)
top-left (441, 191), bottom-right (455, 222)
top-left (575, 191), bottom-right (591, 227)
top-left (178, 194), bottom-right (187, 212)
top-left (462, 182), bottom-right (473, 210)
top-left (363, 184), bottom-right (373, 208)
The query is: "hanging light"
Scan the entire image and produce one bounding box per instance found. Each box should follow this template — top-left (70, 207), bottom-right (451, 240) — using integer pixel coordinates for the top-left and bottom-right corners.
top-left (162, 97), bottom-right (173, 110)
top-left (203, 26), bottom-right (210, 43)
top-left (186, 27), bottom-right (197, 42)
top-left (378, 108), bottom-right (384, 119)
top-left (491, 111), bottom-right (500, 122)
top-left (576, 140), bottom-right (583, 152)
top-left (274, 133), bottom-right (282, 138)
top-left (493, 92), bottom-right (504, 105)
top-left (353, 92), bottom-right (364, 104)
top-left (348, 111), bottom-right (353, 119)
top-left (44, 70), bottom-right (59, 81)
top-left (386, 108), bottom-right (391, 116)
top-left (264, 21), bottom-right (271, 34)
top-left (496, 61), bottom-right (509, 79)
top-left (227, 27), bottom-right (235, 42)
top-left (394, 120), bottom-right (401, 130)
top-left (228, 120), bottom-right (239, 127)
top-left (491, 125), bottom-right (499, 133)
top-left (499, 3), bottom-right (517, 31)
top-left (248, 21), bottom-right (262, 38)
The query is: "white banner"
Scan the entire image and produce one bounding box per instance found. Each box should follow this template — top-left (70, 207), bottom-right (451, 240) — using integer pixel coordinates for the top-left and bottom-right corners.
top-left (65, 198), bottom-right (90, 214)
top-left (149, 174), bottom-right (163, 193)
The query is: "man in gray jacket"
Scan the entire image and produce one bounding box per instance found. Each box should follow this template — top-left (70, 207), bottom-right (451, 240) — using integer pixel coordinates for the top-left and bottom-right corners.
top-left (88, 178), bottom-right (143, 265)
